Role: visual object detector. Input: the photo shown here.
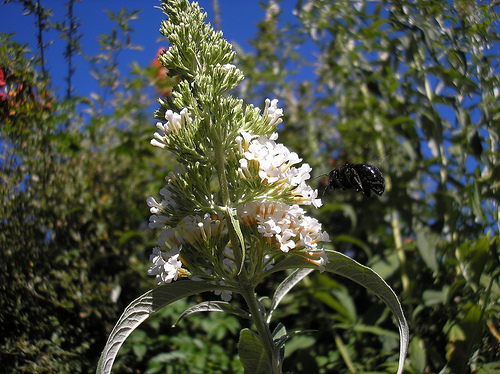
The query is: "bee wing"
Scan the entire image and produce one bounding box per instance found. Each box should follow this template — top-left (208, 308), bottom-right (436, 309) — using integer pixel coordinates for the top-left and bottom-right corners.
top-left (345, 165), bottom-right (364, 193)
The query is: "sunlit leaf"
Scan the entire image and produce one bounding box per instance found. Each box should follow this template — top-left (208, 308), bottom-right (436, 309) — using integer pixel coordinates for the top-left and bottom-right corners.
top-left (96, 281), bottom-right (235, 374)
top-left (260, 250), bottom-right (409, 374)
top-left (266, 268), bottom-right (314, 324)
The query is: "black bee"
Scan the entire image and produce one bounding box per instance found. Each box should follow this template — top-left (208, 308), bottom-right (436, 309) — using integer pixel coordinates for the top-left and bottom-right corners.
top-left (319, 163), bottom-right (385, 197)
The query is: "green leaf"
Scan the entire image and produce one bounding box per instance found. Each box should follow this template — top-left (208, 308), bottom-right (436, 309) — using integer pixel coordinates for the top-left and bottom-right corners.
top-left (314, 287), bottom-right (357, 324)
top-left (174, 300), bottom-right (251, 326)
top-left (96, 280), bottom-right (234, 374)
top-left (271, 323), bottom-right (286, 344)
top-left (228, 207), bottom-right (246, 274)
top-left (468, 236), bottom-right (491, 286)
top-left (274, 328), bottom-right (317, 350)
top-left (323, 250), bottom-right (409, 374)
top-left (416, 226), bottom-right (440, 272)
top-left (423, 286), bottom-right (449, 306)
top-left (271, 323), bottom-right (286, 362)
top-left (260, 250), bottom-right (409, 374)
top-left (266, 268), bottom-right (314, 323)
top-left (334, 234), bottom-right (372, 258)
top-left (282, 335), bottom-right (316, 357)
top-left (238, 328), bottom-right (272, 374)
top-left (409, 336), bottom-right (427, 374)
top-left (335, 332), bottom-right (356, 373)
top-left (477, 361), bottom-right (500, 373)
top-left (335, 322), bottom-right (399, 339)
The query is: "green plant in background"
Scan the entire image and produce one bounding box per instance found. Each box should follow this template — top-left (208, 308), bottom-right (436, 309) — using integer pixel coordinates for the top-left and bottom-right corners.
top-left (0, 2), bottom-right (167, 373)
top-left (96, 1), bottom-right (408, 374)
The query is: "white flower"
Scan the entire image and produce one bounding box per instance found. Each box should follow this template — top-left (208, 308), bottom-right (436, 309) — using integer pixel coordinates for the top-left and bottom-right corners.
top-left (149, 214), bottom-right (169, 229)
top-left (258, 218), bottom-right (282, 237)
top-left (307, 249), bottom-right (329, 272)
top-left (245, 140), bottom-right (268, 162)
top-left (156, 228), bottom-right (182, 256)
top-left (258, 159), bottom-right (282, 183)
top-left (240, 131), bottom-right (258, 152)
top-left (264, 98), bottom-right (283, 127)
top-left (221, 63), bottom-right (236, 70)
top-left (237, 198), bottom-right (329, 261)
top-left (237, 129), bottom-right (322, 208)
top-left (276, 229), bottom-right (296, 253)
top-left (147, 196), bottom-right (171, 214)
top-left (147, 250), bottom-right (183, 285)
top-left (235, 135), bottom-right (243, 154)
top-left (147, 96), bottom-right (330, 282)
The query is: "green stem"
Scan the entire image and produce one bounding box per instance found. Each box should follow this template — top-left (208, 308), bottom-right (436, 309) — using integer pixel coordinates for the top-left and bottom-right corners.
top-left (212, 124), bottom-right (279, 373)
top-left (240, 284), bottom-right (280, 374)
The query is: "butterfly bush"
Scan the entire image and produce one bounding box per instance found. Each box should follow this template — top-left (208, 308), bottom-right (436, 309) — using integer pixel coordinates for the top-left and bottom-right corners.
top-left (96, 3), bottom-right (408, 374)
top-left (147, 98), bottom-right (329, 300)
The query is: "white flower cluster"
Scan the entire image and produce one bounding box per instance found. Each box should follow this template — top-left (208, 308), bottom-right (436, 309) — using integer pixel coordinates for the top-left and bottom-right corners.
top-left (146, 207), bottom-right (235, 300)
top-left (234, 98), bottom-right (328, 269)
top-left (237, 200), bottom-right (329, 270)
top-left (147, 247), bottom-right (183, 284)
top-left (146, 99), bottom-right (330, 298)
top-left (237, 130), bottom-right (322, 209)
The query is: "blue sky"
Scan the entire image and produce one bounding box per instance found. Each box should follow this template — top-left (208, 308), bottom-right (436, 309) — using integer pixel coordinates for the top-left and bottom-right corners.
top-left (1, 1), bottom-right (297, 101)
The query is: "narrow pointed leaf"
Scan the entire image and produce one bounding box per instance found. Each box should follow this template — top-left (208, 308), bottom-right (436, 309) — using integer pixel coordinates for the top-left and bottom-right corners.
top-left (228, 207), bottom-right (246, 273)
top-left (273, 326), bottom-right (317, 350)
top-left (266, 268), bottom-right (314, 323)
top-left (259, 250), bottom-right (409, 374)
top-left (322, 250), bottom-right (409, 374)
top-left (272, 323), bottom-right (287, 362)
top-left (271, 323), bottom-right (286, 341)
top-left (96, 280), bottom-right (234, 374)
top-left (174, 300), bottom-right (251, 326)
top-left (335, 332), bottom-right (356, 373)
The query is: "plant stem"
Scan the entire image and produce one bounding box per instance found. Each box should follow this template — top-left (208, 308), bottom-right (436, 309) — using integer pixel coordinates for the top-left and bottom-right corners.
top-left (212, 124), bottom-right (279, 373)
top-left (240, 284), bottom-right (280, 373)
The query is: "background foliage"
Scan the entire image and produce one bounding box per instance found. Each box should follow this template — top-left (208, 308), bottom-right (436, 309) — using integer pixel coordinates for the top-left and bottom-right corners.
top-left (1, 0), bottom-right (499, 373)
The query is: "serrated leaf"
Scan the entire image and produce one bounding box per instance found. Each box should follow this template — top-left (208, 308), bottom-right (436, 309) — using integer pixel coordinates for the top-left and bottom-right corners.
top-left (96, 280), bottom-right (234, 374)
top-left (238, 328), bottom-right (272, 374)
top-left (266, 268), bottom-right (313, 323)
top-left (174, 300), bottom-right (251, 326)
